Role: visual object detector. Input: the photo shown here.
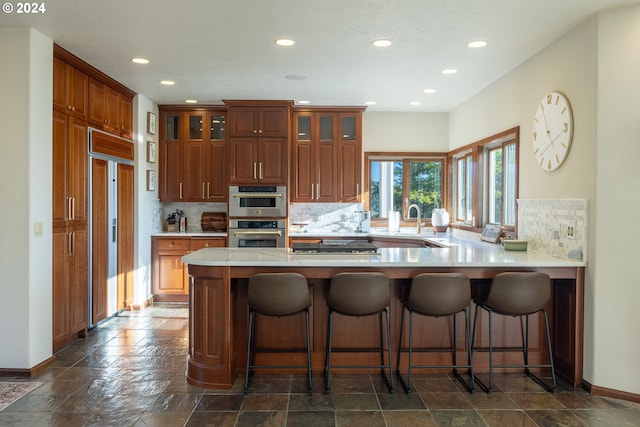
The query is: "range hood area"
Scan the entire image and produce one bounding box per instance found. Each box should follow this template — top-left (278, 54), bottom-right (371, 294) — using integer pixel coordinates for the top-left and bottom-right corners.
top-left (290, 241), bottom-right (379, 254)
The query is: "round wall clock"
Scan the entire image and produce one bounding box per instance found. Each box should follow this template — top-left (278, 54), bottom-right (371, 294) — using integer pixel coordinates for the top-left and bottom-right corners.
top-left (532, 91), bottom-right (573, 171)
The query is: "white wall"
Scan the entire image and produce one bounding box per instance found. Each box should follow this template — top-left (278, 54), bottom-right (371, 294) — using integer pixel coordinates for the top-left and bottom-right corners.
top-left (133, 95), bottom-right (158, 306)
top-left (450, 9), bottom-right (640, 396)
top-left (0, 28), bottom-right (53, 368)
top-left (593, 5), bottom-right (640, 394)
top-left (363, 111), bottom-right (449, 152)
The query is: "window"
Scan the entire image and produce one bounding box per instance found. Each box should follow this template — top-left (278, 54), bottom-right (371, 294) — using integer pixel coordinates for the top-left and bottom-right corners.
top-left (453, 153), bottom-right (473, 224)
top-left (449, 127), bottom-right (519, 231)
top-left (485, 137), bottom-right (517, 227)
top-left (366, 154), bottom-right (446, 222)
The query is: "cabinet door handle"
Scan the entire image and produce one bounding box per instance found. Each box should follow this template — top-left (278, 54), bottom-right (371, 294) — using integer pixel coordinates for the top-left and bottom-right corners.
top-left (311, 183), bottom-right (314, 200)
top-left (253, 129), bottom-right (258, 134)
top-left (179, 183), bottom-right (183, 200)
top-left (207, 182), bottom-right (211, 199)
top-left (258, 129), bottom-right (263, 134)
top-left (259, 162), bottom-right (263, 180)
top-left (202, 182), bottom-right (206, 199)
top-left (356, 183), bottom-right (360, 198)
top-left (253, 162), bottom-right (257, 180)
top-left (68, 232), bottom-right (74, 256)
top-left (316, 183), bottom-right (320, 199)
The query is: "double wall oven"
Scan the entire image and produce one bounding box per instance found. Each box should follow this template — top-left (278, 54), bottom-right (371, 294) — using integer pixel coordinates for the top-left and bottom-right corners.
top-left (228, 185), bottom-right (287, 248)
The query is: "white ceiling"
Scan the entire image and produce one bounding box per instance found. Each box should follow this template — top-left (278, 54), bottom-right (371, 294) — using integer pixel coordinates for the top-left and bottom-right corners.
top-left (2, 0), bottom-right (638, 111)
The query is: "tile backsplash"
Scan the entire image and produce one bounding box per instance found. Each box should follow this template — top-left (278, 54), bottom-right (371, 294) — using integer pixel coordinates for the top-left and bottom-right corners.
top-left (517, 199), bottom-right (588, 260)
top-left (151, 201), bottom-right (227, 233)
top-left (289, 203), bottom-right (364, 233)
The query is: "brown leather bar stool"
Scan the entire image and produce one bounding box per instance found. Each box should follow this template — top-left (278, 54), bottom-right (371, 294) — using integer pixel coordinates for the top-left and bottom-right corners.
top-left (245, 273), bottom-right (312, 394)
top-left (471, 272), bottom-right (557, 393)
top-left (396, 273), bottom-right (474, 393)
top-left (324, 272), bottom-right (393, 393)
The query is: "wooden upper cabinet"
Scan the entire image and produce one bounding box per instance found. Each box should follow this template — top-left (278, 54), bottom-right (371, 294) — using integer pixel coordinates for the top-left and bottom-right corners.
top-left (53, 56), bottom-right (88, 120)
top-left (291, 108), bottom-right (363, 202)
top-left (88, 77), bottom-right (133, 138)
top-left (291, 111), bottom-right (338, 202)
top-left (52, 111), bottom-right (88, 227)
top-left (158, 108), bottom-right (227, 202)
top-left (338, 112), bottom-right (363, 202)
top-left (228, 106), bottom-right (288, 138)
top-left (226, 101), bottom-right (291, 185)
top-left (119, 96), bottom-right (133, 138)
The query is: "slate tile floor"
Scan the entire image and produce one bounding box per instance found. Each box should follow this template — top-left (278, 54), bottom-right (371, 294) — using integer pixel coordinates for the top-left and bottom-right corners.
top-left (1, 303), bottom-right (639, 426)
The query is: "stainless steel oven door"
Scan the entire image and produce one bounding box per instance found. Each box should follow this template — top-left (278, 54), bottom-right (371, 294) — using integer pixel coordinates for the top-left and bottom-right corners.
top-left (228, 185), bottom-right (287, 217)
top-left (228, 229), bottom-right (286, 248)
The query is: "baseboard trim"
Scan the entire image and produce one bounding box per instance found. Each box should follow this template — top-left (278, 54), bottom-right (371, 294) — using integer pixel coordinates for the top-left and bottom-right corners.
top-left (0, 355), bottom-right (56, 378)
top-left (130, 297), bottom-right (153, 311)
top-left (582, 379), bottom-right (640, 403)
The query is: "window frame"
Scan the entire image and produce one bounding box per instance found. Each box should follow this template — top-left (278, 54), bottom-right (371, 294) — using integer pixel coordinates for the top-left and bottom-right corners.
top-left (364, 152), bottom-right (448, 227)
top-left (448, 126), bottom-right (519, 234)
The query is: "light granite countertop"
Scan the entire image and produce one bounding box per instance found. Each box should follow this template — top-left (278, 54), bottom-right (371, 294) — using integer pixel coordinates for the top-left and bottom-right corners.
top-left (182, 245), bottom-right (585, 268)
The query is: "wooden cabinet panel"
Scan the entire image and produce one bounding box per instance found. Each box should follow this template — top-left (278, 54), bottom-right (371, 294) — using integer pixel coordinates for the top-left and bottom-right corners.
top-left (317, 139), bottom-right (338, 201)
top-left (53, 57), bottom-right (88, 119)
top-left (88, 78), bottom-right (105, 126)
top-left (190, 238), bottom-right (226, 250)
top-left (206, 141), bottom-right (227, 201)
top-left (227, 102), bottom-right (290, 185)
top-left (52, 230), bottom-right (70, 347)
top-left (53, 226), bottom-right (88, 352)
top-left (152, 237), bottom-right (226, 302)
top-left (90, 158), bottom-right (109, 324)
top-left (117, 164), bottom-right (135, 310)
top-left (291, 109), bottom-right (362, 202)
top-left (159, 108), bottom-right (227, 201)
top-left (119, 96), bottom-right (133, 138)
top-left (229, 138), bottom-right (258, 183)
top-left (228, 106), bottom-right (288, 138)
top-left (338, 113), bottom-right (362, 202)
top-left (52, 112), bottom-right (87, 226)
top-left (184, 140), bottom-right (206, 201)
top-left (88, 78), bottom-right (132, 138)
top-left (259, 138), bottom-right (287, 184)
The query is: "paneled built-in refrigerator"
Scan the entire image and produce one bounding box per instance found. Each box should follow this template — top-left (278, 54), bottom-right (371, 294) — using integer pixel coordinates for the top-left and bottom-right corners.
top-left (89, 129), bottom-right (134, 327)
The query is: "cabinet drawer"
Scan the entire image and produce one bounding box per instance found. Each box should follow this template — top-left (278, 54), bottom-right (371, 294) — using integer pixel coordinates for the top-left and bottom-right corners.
top-left (154, 238), bottom-right (190, 251)
top-left (190, 238), bottom-right (226, 250)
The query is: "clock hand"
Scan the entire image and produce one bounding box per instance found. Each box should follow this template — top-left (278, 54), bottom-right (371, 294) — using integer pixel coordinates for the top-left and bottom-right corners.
top-left (541, 105), bottom-right (552, 139)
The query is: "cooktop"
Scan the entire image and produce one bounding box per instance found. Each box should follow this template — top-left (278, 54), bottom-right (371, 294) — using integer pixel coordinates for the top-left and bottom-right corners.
top-left (290, 241), bottom-right (379, 254)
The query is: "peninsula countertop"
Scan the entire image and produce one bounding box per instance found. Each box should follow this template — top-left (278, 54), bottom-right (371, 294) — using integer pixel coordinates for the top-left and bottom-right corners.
top-left (182, 245), bottom-right (585, 268)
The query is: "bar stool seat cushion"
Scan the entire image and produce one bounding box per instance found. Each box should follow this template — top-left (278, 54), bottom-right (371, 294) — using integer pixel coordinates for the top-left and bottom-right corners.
top-left (328, 272), bottom-right (389, 316)
top-left (249, 273), bottom-right (311, 316)
top-left (478, 272), bottom-right (550, 316)
top-left (406, 273), bottom-right (471, 317)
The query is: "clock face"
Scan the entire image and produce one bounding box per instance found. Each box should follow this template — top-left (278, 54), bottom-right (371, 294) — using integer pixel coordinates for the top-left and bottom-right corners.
top-left (532, 91), bottom-right (573, 171)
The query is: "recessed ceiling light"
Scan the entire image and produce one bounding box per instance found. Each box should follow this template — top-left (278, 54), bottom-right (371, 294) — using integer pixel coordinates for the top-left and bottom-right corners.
top-left (372, 39), bottom-right (392, 47)
top-left (365, 101), bottom-right (377, 105)
top-left (297, 100), bottom-right (310, 104)
top-left (285, 74), bottom-right (307, 80)
top-left (131, 57), bottom-right (149, 64)
top-left (185, 99), bottom-right (198, 104)
top-left (467, 40), bottom-right (488, 48)
top-left (275, 38), bottom-right (295, 46)
top-left (410, 101), bottom-right (422, 106)
top-left (160, 80), bottom-right (175, 86)
top-left (423, 88), bottom-right (437, 94)
top-left (442, 68), bottom-right (458, 75)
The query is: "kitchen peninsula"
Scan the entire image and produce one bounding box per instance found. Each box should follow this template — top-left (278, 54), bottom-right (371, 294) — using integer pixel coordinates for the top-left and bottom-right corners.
top-left (182, 242), bottom-right (585, 390)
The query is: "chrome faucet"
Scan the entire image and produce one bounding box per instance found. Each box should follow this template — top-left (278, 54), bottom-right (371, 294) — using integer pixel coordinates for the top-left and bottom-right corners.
top-left (406, 204), bottom-right (422, 234)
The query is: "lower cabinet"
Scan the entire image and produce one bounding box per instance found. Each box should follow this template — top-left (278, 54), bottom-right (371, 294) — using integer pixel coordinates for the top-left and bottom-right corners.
top-left (52, 225), bottom-right (88, 353)
top-left (152, 236), bottom-right (225, 302)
